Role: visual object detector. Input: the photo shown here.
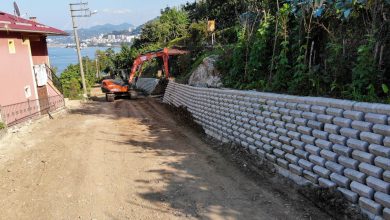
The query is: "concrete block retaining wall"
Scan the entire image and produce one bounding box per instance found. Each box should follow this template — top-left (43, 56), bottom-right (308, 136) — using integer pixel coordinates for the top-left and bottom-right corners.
top-left (136, 78), bottom-right (160, 95)
top-left (163, 81), bottom-right (390, 219)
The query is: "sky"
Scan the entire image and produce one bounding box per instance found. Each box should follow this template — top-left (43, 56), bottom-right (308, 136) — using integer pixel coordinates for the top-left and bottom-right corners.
top-left (2, 0), bottom-right (192, 30)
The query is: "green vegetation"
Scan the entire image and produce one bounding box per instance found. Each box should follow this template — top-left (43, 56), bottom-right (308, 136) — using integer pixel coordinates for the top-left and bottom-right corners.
top-left (60, 1), bottom-right (390, 103)
top-left (0, 121), bottom-right (5, 130)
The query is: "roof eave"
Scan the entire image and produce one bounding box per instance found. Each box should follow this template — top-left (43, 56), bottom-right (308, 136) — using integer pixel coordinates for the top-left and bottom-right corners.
top-left (0, 28), bottom-right (68, 36)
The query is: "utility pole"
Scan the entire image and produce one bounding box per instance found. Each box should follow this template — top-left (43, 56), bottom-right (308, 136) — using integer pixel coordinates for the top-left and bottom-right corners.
top-left (69, 1), bottom-right (96, 98)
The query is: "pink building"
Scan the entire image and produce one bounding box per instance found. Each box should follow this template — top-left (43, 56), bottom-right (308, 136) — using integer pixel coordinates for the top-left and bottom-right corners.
top-left (0, 11), bottom-right (67, 126)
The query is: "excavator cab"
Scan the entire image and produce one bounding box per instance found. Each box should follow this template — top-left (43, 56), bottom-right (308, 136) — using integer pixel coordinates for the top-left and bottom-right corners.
top-left (101, 48), bottom-right (189, 102)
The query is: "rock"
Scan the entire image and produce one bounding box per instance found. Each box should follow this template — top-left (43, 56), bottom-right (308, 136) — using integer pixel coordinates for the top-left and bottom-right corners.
top-left (188, 55), bottom-right (223, 88)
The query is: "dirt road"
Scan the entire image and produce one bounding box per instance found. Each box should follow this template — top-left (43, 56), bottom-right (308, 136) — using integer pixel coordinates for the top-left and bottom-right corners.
top-left (0, 90), bottom-right (331, 220)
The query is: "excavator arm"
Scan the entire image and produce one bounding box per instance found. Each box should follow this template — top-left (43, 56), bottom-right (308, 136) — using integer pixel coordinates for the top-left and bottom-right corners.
top-left (128, 48), bottom-right (189, 85)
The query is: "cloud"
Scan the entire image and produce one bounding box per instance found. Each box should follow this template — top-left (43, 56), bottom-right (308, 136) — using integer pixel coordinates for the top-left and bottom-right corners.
top-left (102, 8), bottom-right (132, 15)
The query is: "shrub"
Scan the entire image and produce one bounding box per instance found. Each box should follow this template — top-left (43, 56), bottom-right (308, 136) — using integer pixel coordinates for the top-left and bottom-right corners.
top-left (0, 121), bottom-right (5, 130)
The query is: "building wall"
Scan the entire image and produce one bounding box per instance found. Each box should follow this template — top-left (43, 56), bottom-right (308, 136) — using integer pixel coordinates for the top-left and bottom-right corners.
top-left (30, 36), bottom-right (49, 65)
top-left (164, 81), bottom-right (390, 219)
top-left (0, 32), bottom-right (38, 106)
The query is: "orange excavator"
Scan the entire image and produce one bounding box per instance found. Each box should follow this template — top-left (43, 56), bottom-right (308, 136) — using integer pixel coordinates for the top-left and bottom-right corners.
top-left (101, 48), bottom-right (189, 102)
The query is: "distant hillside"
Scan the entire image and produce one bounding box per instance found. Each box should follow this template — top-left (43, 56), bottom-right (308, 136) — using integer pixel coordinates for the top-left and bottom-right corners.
top-left (76, 23), bottom-right (135, 39)
top-left (49, 23), bottom-right (136, 44)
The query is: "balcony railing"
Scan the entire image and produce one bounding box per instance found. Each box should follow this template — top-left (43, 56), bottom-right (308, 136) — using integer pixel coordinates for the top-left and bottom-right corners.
top-left (0, 95), bottom-right (65, 127)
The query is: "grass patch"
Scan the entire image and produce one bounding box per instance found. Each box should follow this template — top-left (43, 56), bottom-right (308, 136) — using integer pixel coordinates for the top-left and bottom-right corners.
top-left (0, 122), bottom-right (5, 130)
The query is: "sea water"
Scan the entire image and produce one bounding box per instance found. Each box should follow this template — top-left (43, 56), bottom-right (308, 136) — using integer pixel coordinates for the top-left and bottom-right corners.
top-left (48, 47), bottom-right (120, 75)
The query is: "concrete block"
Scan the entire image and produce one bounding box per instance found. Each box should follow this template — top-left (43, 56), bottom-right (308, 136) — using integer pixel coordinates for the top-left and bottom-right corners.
top-left (266, 100), bottom-right (277, 106)
top-left (296, 104), bottom-right (311, 112)
top-left (303, 170), bottom-right (320, 184)
top-left (289, 164), bottom-right (304, 176)
top-left (359, 197), bottom-right (383, 216)
top-left (315, 139), bottom-right (333, 150)
top-left (308, 120), bottom-right (324, 130)
top-left (287, 131), bottom-right (301, 140)
top-left (313, 165), bottom-right (331, 178)
top-left (253, 134), bottom-right (262, 141)
top-left (330, 173), bottom-right (351, 188)
top-left (347, 138), bottom-right (369, 151)
top-left (359, 163), bottom-right (384, 179)
top-left (278, 108), bottom-right (290, 115)
top-left (369, 144), bottom-right (390, 158)
top-left (266, 153), bottom-right (277, 162)
top-left (351, 120), bottom-right (374, 132)
top-left (384, 171), bottom-right (390, 183)
top-left (318, 114), bottom-right (335, 124)
top-left (384, 208), bottom-right (390, 220)
top-left (286, 123), bottom-right (298, 132)
top-left (374, 192), bottom-right (390, 209)
top-left (311, 105), bottom-right (327, 114)
top-left (352, 150), bottom-right (375, 164)
top-left (373, 124), bottom-right (390, 136)
top-left (291, 140), bottom-right (305, 150)
top-left (263, 144), bottom-right (273, 154)
top-left (360, 132), bottom-right (384, 145)
top-left (297, 126), bottom-right (312, 136)
top-left (294, 149), bottom-right (310, 159)
top-left (277, 158), bottom-right (289, 169)
top-left (266, 125), bottom-right (277, 133)
top-left (274, 148), bottom-right (286, 158)
top-left (309, 155), bottom-right (326, 166)
top-left (340, 128), bottom-right (361, 139)
top-left (298, 159), bottom-right (315, 171)
top-left (339, 156), bottom-right (360, 170)
top-left (256, 116), bottom-right (265, 123)
top-left (265, 118), bottom-right (274, 126)
top-left (329, 134), bottom-right (347, 145)
top-left (247, 137), bottom-right (256, 144)
top-left (333, 117), bottom-right (352, 128)
top-left (249, 120), bottom-right (258, 127)
top-left (270, 106), bottom-right (280, 113)
top-left (332, 144), bottom-right (353, 157)
top-left (313, 130), bottom-right (329, 141)
top-left (257, 149), bottom-right (266, 158)
top-left (326, 108), bottom-right (344, 117)
top-left (337, 187), bottom-right (359, 203)
top-left (286, 102), bottom-right (298, 110)
top-left (269, 132), bottom-right (279, 141)
top-left (271, 113), bottom-right (282, 120)
top-left (275, 120), bottom-right (286, 129)
top-left (276, 128), bottom-right (288, 137)
top-left (282, 144), bottom-right (295, 154)
top-left (302, 112), bottom-right (317, 121)
top-left (249, 145), bottom-right (258, 155)
top-left (255, 140), bottom-right (264, 148)
top-left (285, 153), bottom-right (299, 164)
top-left (279, 136), bottom-right (291, 145)
top-left (385, 137), bottom-right (390, 147)
top-left (351, 181), bottom-right (375, 199)
top-left (282, 115), bottom-right (294, 123)
top-left (262, 111), bottom-right (272, 118)
top-left (319, 178), bottom-right (337, 188)
top-left (301, 135), bottom-right (316, 145)
top-left (344, 110), bottom-right (365, 121)
top-left (367, 176), bottom-right (390, 194)
top-left (305, 144), bottom-right (321, 156)
top-left (365, 113), bottom-right (388, 125)
top-left (325, 124), bottom-right (341, 134)
top-left (294, 118), bottom-right (308, 127)
top-left (259, 129), bottom-right (270, 137)
top-left (261, 137), bottom-right (272, 145)
top-left (321, 150), bottom-right (339, 162)
top-left (241, 141), bottom-right (249, 149)
top-left (353, 102), bottom-right (377, 113)
top-left (375, 156), bottom-right (390, 171)
top-left (290, 110), bottom-right (303, 118)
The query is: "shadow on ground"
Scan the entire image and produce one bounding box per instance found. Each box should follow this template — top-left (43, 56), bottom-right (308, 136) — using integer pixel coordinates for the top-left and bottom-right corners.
top-left (69, 98), bottom-right (333, 220)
